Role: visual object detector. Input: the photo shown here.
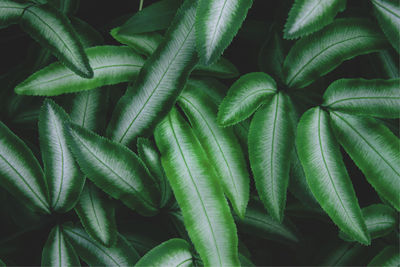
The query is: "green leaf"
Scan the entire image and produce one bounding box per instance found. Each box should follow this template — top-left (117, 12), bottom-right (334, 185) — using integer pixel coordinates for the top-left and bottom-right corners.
top-left (196, 0), bottom-right (253, 64)
top-left (0, 121), bottom-right (50, 214)
top-left (154, 108), bottom-right (240, 266)
top-left (0, 0), bottom-right (31, 28)
top-left (319, 242), bottom-right (367, 266)
top-left (42, 225), bottom-right (80, 267)
top-left (178, 88), bottom-right (250, 218)
top-left (283, 18), bottom-right (388, 88)
top-left (15, 46), bottom-right (144, 96)
top-left (135, 238), bottom-right (193, 267)
top-left (74, 182), bottom-right (117, 247)
top-left (339, 204), bottom-right (397, 241)
top-left (64, 123), bottom-right (160, 216)
top-left (71, 17), bottom-right (103, 48)
top-left (217, 72), bottom-right (277, 127)
top-left (368, 246), bottom-right (400, 266)
top-left (49, 0), bottom-right (79, 15)
top-left (372, 0), bottom-right (400, 53)
top-left (137, 137), bottom-right (172, 208)
top-left (283, 0), bottom-right (346, 39)
top-left (117, 0), bottom-right (182, 35)
top-left (249, 92), bottom-right (295, 222)
top-left (330, 112), bottom-right (400, 211)
top-left (296, 107), bottom-right (370, 245)
top-left (63, 225), bottom-right (140, 266)
top-left (193, 57), bottom-right (239, 79)
top-left (19, 4), bottom-right (92, 78)
top-left (39, 99), bottom-right (84, 213)
top-left (107, 0), bottom-right (198, 146)
top-left (323, 78), bottom-right (400, 119)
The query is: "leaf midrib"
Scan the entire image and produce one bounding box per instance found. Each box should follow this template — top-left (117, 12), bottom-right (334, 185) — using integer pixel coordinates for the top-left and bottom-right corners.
top-left (372, 0), bottom-right (400, 19)
top-left (269, 94), bottom-right (280, 215)
top-left (326, 96), bottom-right (400, 107)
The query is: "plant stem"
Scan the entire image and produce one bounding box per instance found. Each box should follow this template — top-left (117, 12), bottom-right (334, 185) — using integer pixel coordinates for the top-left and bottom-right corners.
top-left (139, 0), bottom-right (144, 11)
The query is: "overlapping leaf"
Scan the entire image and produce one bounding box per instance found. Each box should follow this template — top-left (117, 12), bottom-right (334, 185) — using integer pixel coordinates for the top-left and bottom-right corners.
top-left (368, 246), bottom-right (400, 266)
top-left (0, 0), bottom-right (31, 27)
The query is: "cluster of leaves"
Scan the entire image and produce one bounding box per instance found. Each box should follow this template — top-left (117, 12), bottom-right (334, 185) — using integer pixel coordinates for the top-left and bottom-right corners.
top-left (0, 0), bottom-right (399, 266)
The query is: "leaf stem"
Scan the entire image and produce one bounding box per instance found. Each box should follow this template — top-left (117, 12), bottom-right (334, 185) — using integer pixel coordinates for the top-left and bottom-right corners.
top-left (139, 0), bottom-right (144, 11)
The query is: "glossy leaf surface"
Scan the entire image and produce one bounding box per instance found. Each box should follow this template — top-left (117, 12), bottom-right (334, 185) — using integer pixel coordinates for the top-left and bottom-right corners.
top-left (0, 0), bottom-right (31, 27)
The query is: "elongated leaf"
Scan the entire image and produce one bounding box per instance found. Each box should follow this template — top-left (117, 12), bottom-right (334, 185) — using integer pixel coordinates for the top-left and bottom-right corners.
top-left (368, 246), bottom-right (400, 266)
top-left (323, 78), bottom-right (400, 118)
top-left (108, 0), bottom-right (198, 145)
top-left (137, 137), bottom-right (172, 208)
top-left (217, 72), bottom-right (277, 127)
top-left (340, 204), bottom-right (397, 241)
top-left (154, 108), bottom-right (240, 266)
top-left (249, 92), bottom-right (295, 222)
top-left (178, 88), bottom-right (250, 218)
top-left (296, 107), bottom-right (370, 244)
top-left (196, 0), bottom-right (253, 64)
top-left (74, 182), bottom-right (117, 247)
top-left (42, 225), bottom-right (80, 267)
top-left (71, 17), bottom-right (103, 48)
top-left (0, 0), bottom-right (31, 27)
top-left (65, 123), bottom-right (160, 216)
top-left (19, 4), bottom-right (92, 78)
top-left (283, 0), bottom-right (346, 39)
top-left (283, 18), bottom-right (388, 88)
top-left (117, 0), bottom-right (182, 35)
top-left (49, 0), bottom-right (79, 15)
top-left (372, 0), bottom-right (400, 53)
top-left (15, 46), bottom-right (145, 96)
top-left (136, 239), bottom-right (193, 267)
top-left (39, 99), bottom-right (84, 212)
top-left (194, 57), bottom-right (239, 79)
top-left (319, 242), bottom-right (367, 266)
top-left (372, 50), bottom-right (399, 79)
top-left (0, 121), bottom-right (50, 214)
top-left (330, 112), bottom-right (400, 211)
top-left (63, 225), bottom-right (140, 266)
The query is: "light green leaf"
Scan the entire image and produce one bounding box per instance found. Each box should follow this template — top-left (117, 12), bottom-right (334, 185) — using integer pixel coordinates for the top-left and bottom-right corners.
top-left (340, 204), bottom-right (397, 241)
top-left (107, 0), bottom-right (198, 146)
top-left (39, 99), bottom-right (84, 213)
top-left (154, 108), bottom-right (240, 266)
top-left (0, 0), bottom-right (31, 28)
top-left (249, 92), bottom-right (295, 222)
top-left (15, 46), bottom-right (145, 96)
top-left (372, 0), bottom-right (400, 53)
top-left (217, 72), bottom-right (277, 127)
top-left (19, 4), bottom-right (92, 78)
top-left (296, 107), bottom-right (370, 244)
top-left (330, 112), bottom-right (400, 211)
top-left (63, 225), bottom-right (140, 266)
top-left (283, 0), bottom-right (346, 39)
top-left (65, 123), bottom-right (160, 216)
top-left (178, 88), bottom-right (250, 218)
top-left (283, 18), bottom-right (388, 88)
top-left (42, 225), bottom-right (80, 267)
top-left (0, 121), bottom-right (50, 214)
top-left (196, 0), bottom-right (253, 64)
top-left (368, 246), bottom-right (400, 266)
top-left (323, 78), bottom-right (400, 118)
top-left (135, 239), bottom-right (193, 267)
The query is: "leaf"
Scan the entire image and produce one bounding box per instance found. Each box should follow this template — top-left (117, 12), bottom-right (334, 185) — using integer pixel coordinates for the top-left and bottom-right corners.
top-left (38, 99), bottom-right (84, 213)
top-left (283, 18), bottom-right (388, 88)
top-left (319, 242), bottom-right (367, 266)
top-left (248, 92), bottom-right (295, 222)
top-left (323, 78), bottom-right (400, 119)
top-left (15, 46), bottom-right (145, 96)
top-left (0, 0), bottom-right (31, 28)
top-left (0, 121), bottom-right (50, 214)
top-left (368, 246), bottom-right (400, 266)
top-left (19, 4), bottom-right (92, 78)
top-left (196, 0), bottom-right (253, 64)
top-left (178, 88), bottom-right (250, 218)
top-left (117, 0), bottom-right (182, 35)
top-left (137, 137), bottom-right (172, 208)
top-left (63, 225), bottom-right (140, 266)
top-left (49, 0), bottom-right (79, 15)
top-left (193, 57), bottom-right (239, 79)
top-left (71, 17), bottom-right (104, 48)
top-left (296, 107), bottom-right (370, 244)
top-left (283, 0), bottom-right (346, 39)
top-left (339, 204), bottom-right (397, 241)
top-left (107, 0), bottom-right (198, 146)
top-left (154, 108), bottom-right (240, 266)
top-left (64, 123), bottom-right (160, 216)
top-left (42, 225), bottom-right (80, 267)
top-left (372, 0), bottom-right (400, 53)
top-left (74, 182), bottom-right (117, 247)
top-left (330, 112), bottom-right (400, 211)
top-left (135, 238), bottom-right (193, 267)
top-left (217, 72), bottom-right (277, 127)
